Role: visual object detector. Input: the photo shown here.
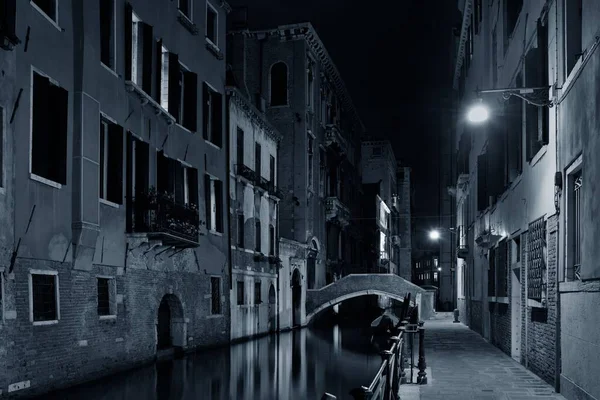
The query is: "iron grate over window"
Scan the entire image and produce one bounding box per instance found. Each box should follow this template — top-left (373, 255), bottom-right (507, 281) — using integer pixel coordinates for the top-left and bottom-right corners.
top-left (527, 217), bottom-right (546, 302)
top-left (97, 278), bottom-right (111, 316)
top-left (32, 274), bottom-right (57, 322)
top-left (573, 175), bottom-right (582, 280)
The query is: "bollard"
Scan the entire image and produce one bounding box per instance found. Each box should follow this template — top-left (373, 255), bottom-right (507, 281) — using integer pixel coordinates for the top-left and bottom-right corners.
top-left (453, 308), bottom-right (460, 323)
top-left (417, 326), bottom-right (427, 384)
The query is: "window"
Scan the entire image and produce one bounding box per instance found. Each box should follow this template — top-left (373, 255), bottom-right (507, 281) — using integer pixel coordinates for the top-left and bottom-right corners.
top-left (269, 155), bottom-right (275, 185)
top-left (565, 0), bottom-right (583, 77)
top-left (30, 271), bottom-right (59, 323)
top-left (255, 220), bottom-right (261, 252)
top-left (211, 277), bottom-right (221, 314)
top-left (97, 277), bottom-right (116, 317)
top-left (270, 62), bottom-right (288, 106)
top-left (99, 0), bottom-right (115, 69)
top-left (237, 214), bottom-right (245, 248)
top-left (159, 49), bottom-right (198, 131)
top-left (492, 25), bottom-right (498, 86)
top-left (307, 60), bottom-right (314, 110)
top-left (512, 236), bottom-right (521, 263)
top-left (254, 281), bottom-right (261, 304)
top-left (473, 0), bottom-right (482, 34)
top-left (0, 0), bottom-right (18, 46)
top-left (204, 175), bottom-right (223, 233)
top-left (206, 2), bottom-right (218, 45)
top-left (32, 0), bottom-right (57, 22)
top-left (307, 137), bottom-right (314, 189)
top-left (255, 143), bottom-right (262, 177)
top-left (99, 117), bottom-right (124, 204)
top-left (505, 73), bottom-right (523, 183)
top-left (178, 0), bottom-right (192, 20)
top-left (269, 225), bottom-right (275, 256)
top-left (319, 148), bottom-right (326, 197)
top-left (237, 281), bottom-right (244, 305)
top-left (237, 128), bottom-right (244, 167)
top-left (566, 157), bottom-right (583, 281)
top-left (31, 70), bottom-right (68, 185)
top-left (125, 6), bottom-right (153, 93)
top-left (157, 151), bottom-right (199, 206)
top-left (504, 0), bottom-right (523, 52)
top-left (202, 83), bottom-right (223, 146)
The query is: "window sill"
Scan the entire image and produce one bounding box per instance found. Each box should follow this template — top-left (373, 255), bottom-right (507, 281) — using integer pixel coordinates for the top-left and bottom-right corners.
top-left (177, 12), bottom-right (199, 35)
top-left (101, 62), bottom-right (119, 78)
top-left (206, 314), bottom-right (223, 319)
top-left (559, 279), bottom-right (600, 293)
top-left (529, 145), bottom-right (548, 168)
top-left (175, 123), bottom-right (195, 135)
top-left (99, 315), bottom-right (117, 320)
top-left (204, 139), bottom-right (222, 150)
top-left (30, 173), bottom-right (62, 189)
top-left (205, 38), bottom-right (224, 60)
top-left (209, 230), bottom-right (223, 237)
top-left (99, 198), bottom-right (120, 208)
top-left (33, 320), bottom-right (58, 326)
top-left (527, 299), bottom-right (545, 308)
top-left (124, 80), bottom-right (176, 126)
top-left (30, 2), bottom-right (62, 32)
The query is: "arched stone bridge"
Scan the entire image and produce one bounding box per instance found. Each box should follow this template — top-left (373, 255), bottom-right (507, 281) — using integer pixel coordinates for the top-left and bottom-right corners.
top-left (305, 274), bottom-right (430, 323)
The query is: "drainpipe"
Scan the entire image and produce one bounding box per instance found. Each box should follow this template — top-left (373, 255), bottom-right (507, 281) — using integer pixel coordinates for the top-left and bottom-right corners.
top-left (226, 96), bottom-right (233, 294)
top-left (553, 3), bottom-right (561, 393)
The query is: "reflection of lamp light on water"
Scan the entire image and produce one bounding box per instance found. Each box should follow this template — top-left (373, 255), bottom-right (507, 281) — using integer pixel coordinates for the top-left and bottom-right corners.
top-left (333, 324), bottom-right (341, 353)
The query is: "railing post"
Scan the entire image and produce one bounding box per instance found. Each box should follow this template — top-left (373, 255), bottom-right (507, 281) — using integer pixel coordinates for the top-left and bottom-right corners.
top-left (398, 322), bottom-right (408, 384)
top-left (417, 325), bottom-right (427, 385)
top-left (349, 386), bottom-right (373, 400)
top-left (389, 336), bottom-right (401, 395)
top-left (379, 350), bottom-right (393, 400)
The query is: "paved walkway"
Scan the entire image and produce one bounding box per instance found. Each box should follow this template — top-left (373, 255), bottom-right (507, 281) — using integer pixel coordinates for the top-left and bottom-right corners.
top-left (397, 313), bottom-right (566, 400)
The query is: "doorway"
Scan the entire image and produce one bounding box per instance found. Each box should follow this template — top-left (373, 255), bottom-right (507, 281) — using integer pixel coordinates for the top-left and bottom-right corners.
top-left (292, 269), bottom-right (302, 327)
top-left (156, 294), bottom-right (186, 351)
top-left (268, 284), bottom-right (277, 332)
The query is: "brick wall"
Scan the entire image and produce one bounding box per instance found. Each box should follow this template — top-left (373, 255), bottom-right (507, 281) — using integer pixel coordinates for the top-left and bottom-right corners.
top-left (525, 215), bottom-right (558, 386)
top-left (490, 243), bottom-right (511, 356)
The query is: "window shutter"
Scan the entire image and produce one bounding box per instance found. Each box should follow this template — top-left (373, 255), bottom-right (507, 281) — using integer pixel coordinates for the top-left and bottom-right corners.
top-left (505, 96), bottom-right (522, 182)
top-left (174, 161), bottom-right (184, 204)
top-left (497, 239), bottom-right (508, 297)
top-left (107, 124), bottom-right (124, 204)
top-left (124, 3), bottom-right (133, 81)
top-left (204, 175), bottom-right (212, 229)
top-left (183, 71), bottom-right (198, 131)
top-left (202, 83), bottom-right (210, 140)
top-left (537, 18), bottom-right (549, 145)
top-left (211, 91), bottom-right (223, 146)
top-left (0, 0), bottom-right (17, 38)
top-left (154, 39), bottom-right (163, 103)
top-left (49, 84), bottom-right (69, 185)
top-left (477, 153), bottom-right (487, 211)
top-left (187, 167), bottom-right (198, 206)
top-left (215, 180), bottom-right (223, 232)
top-left (157, 151), bottom-right (169, 194)
top-left (488, 247), bottom-right (496, 296)
top-left (32, 73), bottom-right (51, 179)
top-left (141, 23), bottom-right (154, 94)
top-left (255, 220), bottom-right (261, 251)
top-left (167, 53), bottom-right (180, 118)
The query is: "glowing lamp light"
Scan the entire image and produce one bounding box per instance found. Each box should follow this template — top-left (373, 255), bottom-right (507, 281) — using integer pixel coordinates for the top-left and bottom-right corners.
top-left (437, 267), bottom-right (442, 272)
top-left (467, 102), bottom-right (489, 123)
top-left (429, 230), bottom-right (440, 240)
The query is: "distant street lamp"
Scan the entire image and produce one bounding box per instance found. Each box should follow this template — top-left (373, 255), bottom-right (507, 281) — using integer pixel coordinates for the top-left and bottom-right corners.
top-left (437, 267), bottom-right (442, 272)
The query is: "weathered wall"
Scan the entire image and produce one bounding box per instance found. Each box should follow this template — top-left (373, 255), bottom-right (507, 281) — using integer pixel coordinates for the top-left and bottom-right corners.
top-left (278, 238), bottom-right (306, 330)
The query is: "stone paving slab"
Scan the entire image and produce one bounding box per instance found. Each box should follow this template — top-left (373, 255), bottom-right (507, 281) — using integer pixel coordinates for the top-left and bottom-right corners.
top-left (397, 313), bottom-right (566, 400)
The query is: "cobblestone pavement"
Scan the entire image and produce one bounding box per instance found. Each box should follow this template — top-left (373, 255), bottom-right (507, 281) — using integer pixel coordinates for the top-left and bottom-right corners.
top-left (397, 313), bottom-right (566, 400)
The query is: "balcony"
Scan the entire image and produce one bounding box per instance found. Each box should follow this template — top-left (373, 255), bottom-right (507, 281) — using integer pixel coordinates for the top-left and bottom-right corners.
top-left (268, 182), bottom-right (285, 200)
top-left (254, 176), bottom-right (270, 192)
top-left (457, 245), bottom-right (469, 259)
top-left (325, 197), bottom-right (350, 227)
top-left (391, 235), bottom-right (401, 247)
top-left (236, 164), bottom-right (256, 182)
top-left (132, 189), bottom-right (201, 248)
top-left (124, 81), bottom-right (176, 126)
top-left (325, 124), bottom-right (347, 155)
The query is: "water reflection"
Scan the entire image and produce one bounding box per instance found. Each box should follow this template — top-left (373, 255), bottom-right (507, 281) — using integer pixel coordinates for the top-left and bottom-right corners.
top-left (40, 324), bottom-right (383, 400)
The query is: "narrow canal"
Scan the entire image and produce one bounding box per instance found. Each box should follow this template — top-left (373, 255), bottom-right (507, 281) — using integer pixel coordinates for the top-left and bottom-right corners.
top-left (39, 318), bottom-right (386, 400)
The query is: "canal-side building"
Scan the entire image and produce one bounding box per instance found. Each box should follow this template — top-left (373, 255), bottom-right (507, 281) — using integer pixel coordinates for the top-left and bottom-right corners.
top-left (360, 140), bottom-right (402, 277)
top-left (0, 0), bottom-right (231, 397)
top-left (396, 166), bottom-right (413, 280)
top-left (226, 86), bottom-right (282, 341)
top-left (228, 22), bottom-right (366, 328)
top-left (452, 0), bottom-right (559, 392)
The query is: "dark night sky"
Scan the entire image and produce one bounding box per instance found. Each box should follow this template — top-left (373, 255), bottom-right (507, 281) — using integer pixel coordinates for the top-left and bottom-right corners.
top-left (227, 0), bottom-right (459, 218)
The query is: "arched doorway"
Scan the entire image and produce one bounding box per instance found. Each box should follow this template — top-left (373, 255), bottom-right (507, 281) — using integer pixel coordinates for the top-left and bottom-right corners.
top-left (268, 284), bottom-right (277, 332)
top-left (156, 294), bottom-right (186, 351)
top-left (291, 269), bottom-right (302, 327)
top-left (307, 239), bottom-right (319, 289)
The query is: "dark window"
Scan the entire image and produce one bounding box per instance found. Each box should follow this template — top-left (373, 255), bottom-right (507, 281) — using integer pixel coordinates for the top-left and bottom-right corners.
top-left (202, 83), bottom-right (222, 146)
top-left (211, 277), bottom-right (221, 314)
top-left (99, 0), bottom-right (115, 68)
top-left (125, 134), bottom-right (150, 233)
top-left (125, 7), bottom-right (153, 93)
top-left (474, 0), bottom-right (482, 34)
top-left (0, 107), bottom-right (3, 188)
top-left (32, 0), bottom-right (57, 21)
top-left (206, 4), bottom-right (217, 44)
top-left (237, 281), bottom-right (244, 305)
top-left (100, 118), bottom-right (124, 204)
top-left (476, 153), bottom-right (488, 211)
top-left (505, 73), bottom-right (523, 183)
top-left (269, 155), bottom-right (275, 185)
top-left (254, 281), bottom-right (261, 304)
top-left (204, 175), bottom-right (223, 233)
top-left (31, 71), bottom-right (68, 185)
top-left (178, 0), bottom-right (191, 19)
top-left (488, 248), bottom-right (496, 297)
top-left (565, 0), bottom-right (583, 77)
top-left (270, 62), bottom-right (288, 106)
top-left (504, 0), bottom-right (523, 52)
top-left (237, 128), bottom-right (244, 167)
top-left (307, 137), bottom-right (313, 187)
top-left (237, 214), bottom-right (245, 248)
top-left (255, 143), bottom-right (261, 177)
top-left (157, 151), bottom-right (198, 206)
top-left (492, 25), bottom-right (498, 86)
top-left (0, 0), bottom-right (18, 43)
top-left (97, 278), bottom-right (111, 316)
top-left (269, 224), bottom-right (275, 256)
top-left (255, 220), bottom-right (261, 252)
top-left (160, 51), bottom-right (198, 131)
top-left (31, 274), bottom-right (58, 322)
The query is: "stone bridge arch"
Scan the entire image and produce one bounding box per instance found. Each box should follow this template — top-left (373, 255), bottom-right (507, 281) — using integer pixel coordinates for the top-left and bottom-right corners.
top-left (305, 274), bottom-right (429, 324)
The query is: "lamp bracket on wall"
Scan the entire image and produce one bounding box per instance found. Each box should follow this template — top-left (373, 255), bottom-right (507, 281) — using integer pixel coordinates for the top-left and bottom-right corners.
top-left (476, 86), bottom-right (554, 108)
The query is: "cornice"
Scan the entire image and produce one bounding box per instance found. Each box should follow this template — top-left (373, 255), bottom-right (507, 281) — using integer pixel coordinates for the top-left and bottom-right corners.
top-left (219, 0), bottom-right (232, 14)
top-left (229, 23), bottom-right (366, 133)
top-left (226, 87), bottom-right (283, 144)
top-left (452, 0), bottom-right (473, 90)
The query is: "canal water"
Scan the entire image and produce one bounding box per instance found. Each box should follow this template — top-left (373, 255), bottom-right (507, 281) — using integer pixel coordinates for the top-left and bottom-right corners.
top-left (40, 320), bottom-right (386, 400)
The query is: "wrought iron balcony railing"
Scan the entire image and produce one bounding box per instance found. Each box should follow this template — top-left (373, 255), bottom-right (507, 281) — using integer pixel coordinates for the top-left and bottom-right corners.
top-left (325, 124), bottom-right (347, 154)
top-left (132, 189), bottom-right (201, 247)
top-left (255, 176), bottom-right (270, 192)
top-left (268, 182), bottom-right (285, 200)
top-left (325, 197), bottom-right (351, 227)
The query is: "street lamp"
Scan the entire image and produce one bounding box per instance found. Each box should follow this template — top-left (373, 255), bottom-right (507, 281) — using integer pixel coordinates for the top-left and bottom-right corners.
top-left (437, 267), bottom-right (442, 272)
top-left (428, 230), bottom-right (440, 240)
top-left (466, 86), bottom-right (554, 124)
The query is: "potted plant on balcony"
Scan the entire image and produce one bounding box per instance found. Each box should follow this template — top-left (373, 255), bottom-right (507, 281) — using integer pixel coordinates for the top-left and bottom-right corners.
top-left (254, 252), bottom-right (268, 262)
top-left (268, 255), bottom-right (281, 265)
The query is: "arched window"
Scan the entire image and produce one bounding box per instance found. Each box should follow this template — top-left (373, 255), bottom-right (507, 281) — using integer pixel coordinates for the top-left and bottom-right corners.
top-left (270, 62), bottom-right (288, 106)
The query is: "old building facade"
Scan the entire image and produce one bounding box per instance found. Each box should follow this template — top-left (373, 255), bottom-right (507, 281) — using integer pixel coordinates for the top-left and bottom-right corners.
top-left (396, 167), bottom-right (413, 281)
top-left (226, 87), bottom-right (282, 340)
top-left (228, 23), bottom-right (366, 326)
top-left (0, 0), bottom-right (231, 397)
